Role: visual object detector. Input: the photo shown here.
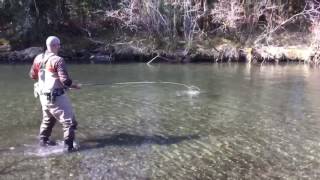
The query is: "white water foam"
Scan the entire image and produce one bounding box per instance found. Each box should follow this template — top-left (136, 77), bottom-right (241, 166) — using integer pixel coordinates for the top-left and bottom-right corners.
top-left (186, 89), bottom-right (201, 96)
top-left (23, 141), bottom-right (80, 157)
top-left (176, 89), bottom-right (201, 98)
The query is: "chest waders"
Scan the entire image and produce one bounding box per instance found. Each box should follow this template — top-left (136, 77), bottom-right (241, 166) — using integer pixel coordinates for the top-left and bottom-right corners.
top-left (38, 54), bottom-right (64, 103)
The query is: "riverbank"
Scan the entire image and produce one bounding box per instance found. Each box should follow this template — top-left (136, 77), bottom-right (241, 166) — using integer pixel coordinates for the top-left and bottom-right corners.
top-left (0, 32), bottom-right (318, 64)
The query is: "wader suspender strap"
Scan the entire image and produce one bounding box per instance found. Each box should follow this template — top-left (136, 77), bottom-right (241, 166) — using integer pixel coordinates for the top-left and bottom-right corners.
top-left (40, 53), bottom-right (55, 70)
top-left (39, 53), bottom-right (57, 103)
top-left (38, 53), bottom-right (55, 93)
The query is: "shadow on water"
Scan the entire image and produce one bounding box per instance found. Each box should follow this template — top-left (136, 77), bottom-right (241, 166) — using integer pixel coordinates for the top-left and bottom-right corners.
top-left (79, 133), bottom-right (200, 151)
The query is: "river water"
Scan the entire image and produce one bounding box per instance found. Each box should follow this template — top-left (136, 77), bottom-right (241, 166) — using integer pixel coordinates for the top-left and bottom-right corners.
top-left (1, 63), bottom-right (320, 179)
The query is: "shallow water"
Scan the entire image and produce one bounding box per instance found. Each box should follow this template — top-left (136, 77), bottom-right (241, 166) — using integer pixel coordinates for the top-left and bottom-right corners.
top-left (1, 63), bottom-right (320, 179)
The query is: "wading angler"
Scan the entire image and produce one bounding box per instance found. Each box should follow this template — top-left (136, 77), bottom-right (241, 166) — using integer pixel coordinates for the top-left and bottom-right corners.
top-left (29, 36), bottom-right (81, 152)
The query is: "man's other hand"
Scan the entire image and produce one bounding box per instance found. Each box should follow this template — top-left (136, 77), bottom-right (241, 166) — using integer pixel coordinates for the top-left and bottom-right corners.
top-left (70, 83), bottom-right (81, 90)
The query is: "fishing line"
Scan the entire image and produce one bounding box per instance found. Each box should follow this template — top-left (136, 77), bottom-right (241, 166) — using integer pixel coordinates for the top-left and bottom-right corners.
top-left (80, 81), bottom-right (201, 91)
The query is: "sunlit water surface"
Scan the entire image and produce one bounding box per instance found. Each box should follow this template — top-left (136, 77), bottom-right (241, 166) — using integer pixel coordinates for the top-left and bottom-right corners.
top-left (1, 63), bottom-right (320, 179)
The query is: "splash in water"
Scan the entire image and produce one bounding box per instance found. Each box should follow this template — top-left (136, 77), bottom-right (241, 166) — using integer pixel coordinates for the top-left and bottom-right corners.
top-left (185, 89), bottom-right (201, 96)
top-left (23, 141), bottom-right (80, 157)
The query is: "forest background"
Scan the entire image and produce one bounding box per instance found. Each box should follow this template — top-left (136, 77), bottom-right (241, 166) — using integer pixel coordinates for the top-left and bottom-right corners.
top-left (0, 0), bottom-right (319, 63)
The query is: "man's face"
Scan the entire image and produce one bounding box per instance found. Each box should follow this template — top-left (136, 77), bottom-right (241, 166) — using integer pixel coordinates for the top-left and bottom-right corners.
top-left (52, 42), bottom-right (61, 52)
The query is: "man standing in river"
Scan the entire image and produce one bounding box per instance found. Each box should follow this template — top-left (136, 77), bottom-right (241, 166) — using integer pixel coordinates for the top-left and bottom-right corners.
top-left (29, 36), bottom-right (81, 152)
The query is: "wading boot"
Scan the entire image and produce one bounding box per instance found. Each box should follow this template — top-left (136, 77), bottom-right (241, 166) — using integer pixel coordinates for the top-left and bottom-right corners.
top-left (39, 138), bottom-right (56, 147)
top-left (64, 139), bottom-right (75, 153)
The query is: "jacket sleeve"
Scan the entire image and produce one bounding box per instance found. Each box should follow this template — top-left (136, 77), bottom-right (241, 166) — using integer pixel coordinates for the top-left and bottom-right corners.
top-left (29, 59), bottom-right (39, 80)
top-left (56, 58), bottom-right (73, 87)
